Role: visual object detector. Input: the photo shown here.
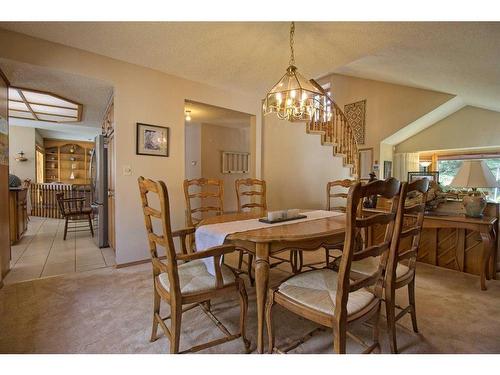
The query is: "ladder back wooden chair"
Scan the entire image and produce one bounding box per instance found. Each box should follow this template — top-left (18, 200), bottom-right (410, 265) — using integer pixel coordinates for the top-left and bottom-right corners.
top-left (234, 178), bottom-right (267, 284)
top-left (235, 178), bottom-right (267, 214)
top-left (324, 179), bottom-right (357, 268)
top-left (184, 178), bottom-right (224, 228)
top-left (266, 177), bottom-right (402, 354)
top-left (138, 176), bottom-right (250, 354)
top-left (183, 178), bottom-right (224, 253)
top-left (234, 177), bottom-right (305, 282)
top-left (56, 192), bottom-right (94, 240)
top-left (327, 179), bottom-right (355, 212)
top-left (384, 178), bottom-right (429, 353)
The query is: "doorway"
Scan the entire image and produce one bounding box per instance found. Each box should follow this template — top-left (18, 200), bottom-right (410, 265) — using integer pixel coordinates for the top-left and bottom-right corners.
top-left (0, 58), bottom-right (116, 285)
top-left (184, 100), bottom-right (256, 213)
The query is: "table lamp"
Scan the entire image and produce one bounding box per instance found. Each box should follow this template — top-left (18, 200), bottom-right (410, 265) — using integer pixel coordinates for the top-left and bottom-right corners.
top-left (449, 160), bottom-right (499, 217)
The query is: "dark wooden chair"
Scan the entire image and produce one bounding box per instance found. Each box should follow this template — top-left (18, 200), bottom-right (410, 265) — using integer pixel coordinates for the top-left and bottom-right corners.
top-left (385, 178), bottom-right (430, 353)
top-left (351, 178), bottom-right (429, 353)
top-left (55, 192), bottom-right (94, 240)
top-left (324, 179), bottom-right (357, 268)
top-left (139, 176), bottom-right (250, 354)
top-left (265, 178), bottom-right (402, 354)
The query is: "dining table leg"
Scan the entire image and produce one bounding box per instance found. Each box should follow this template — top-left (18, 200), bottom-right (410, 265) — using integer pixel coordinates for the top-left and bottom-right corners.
top-left (255, 242), bottom-right (270, 354)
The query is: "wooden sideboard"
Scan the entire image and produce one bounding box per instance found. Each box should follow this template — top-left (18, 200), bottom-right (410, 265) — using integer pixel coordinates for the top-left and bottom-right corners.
top-left (9, 187), bottom-right (28, 244)
top-left (371, 200), bottom-right (499, 290)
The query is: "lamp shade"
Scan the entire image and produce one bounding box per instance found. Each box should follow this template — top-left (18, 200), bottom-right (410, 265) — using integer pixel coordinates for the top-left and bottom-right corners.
top-left (450, 160), bottom-right (499, 188)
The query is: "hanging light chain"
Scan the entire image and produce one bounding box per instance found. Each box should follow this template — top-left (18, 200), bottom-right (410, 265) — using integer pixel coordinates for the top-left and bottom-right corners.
top-left (289, 21), bottom-right (295, 66)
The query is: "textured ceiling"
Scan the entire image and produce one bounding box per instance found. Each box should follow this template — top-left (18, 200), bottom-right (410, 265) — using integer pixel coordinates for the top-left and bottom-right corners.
top-left (185, 100), bottom-right (252, 128)
top-left (0, 58), bottom-right (113, 140)
top-left (1, 22), bottom-right (500, 110)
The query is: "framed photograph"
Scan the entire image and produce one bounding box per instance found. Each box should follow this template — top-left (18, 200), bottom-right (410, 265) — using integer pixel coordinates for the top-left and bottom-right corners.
top-left (408, 171), bottom-right (439, 184)
top-left (383, 160), bottom-right (392, 179)
top-left (358, 148), bottom-right (373, 181)
top-left (136, 123), bottom-right (169, 157)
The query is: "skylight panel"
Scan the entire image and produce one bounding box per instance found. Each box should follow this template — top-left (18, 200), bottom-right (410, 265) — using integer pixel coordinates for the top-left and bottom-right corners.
top-left (8, 87), bottom-right (82, 123)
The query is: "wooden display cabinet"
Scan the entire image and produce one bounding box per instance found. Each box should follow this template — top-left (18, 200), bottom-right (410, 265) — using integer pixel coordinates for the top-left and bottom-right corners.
top-left (43, 139), bottom-right (95, 184)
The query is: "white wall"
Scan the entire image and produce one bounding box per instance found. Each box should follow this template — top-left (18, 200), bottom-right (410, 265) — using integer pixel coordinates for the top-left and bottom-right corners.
top-left (395, 106), bottom-right (500, 153)
top-left (0, 28), bottom-right (263, 265)
top-left (185, 122), bottom-right (201, 180)
top-left (8, 125), bottom-right (36, 181)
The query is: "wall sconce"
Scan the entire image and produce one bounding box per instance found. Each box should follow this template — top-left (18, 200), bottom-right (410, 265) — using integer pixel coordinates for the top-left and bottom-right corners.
top-left (15, 151), bottom-right (28, 162)
top-left (185, 110), bottom-right (192, 122)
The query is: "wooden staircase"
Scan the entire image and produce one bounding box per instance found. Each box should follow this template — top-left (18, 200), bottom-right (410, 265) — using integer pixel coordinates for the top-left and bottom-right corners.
top-left (306, 80), bottom-right (359, 178)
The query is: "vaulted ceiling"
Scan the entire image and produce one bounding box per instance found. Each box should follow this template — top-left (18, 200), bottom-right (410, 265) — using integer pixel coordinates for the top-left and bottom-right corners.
top-left (1, 22), bottom-right (500, 111)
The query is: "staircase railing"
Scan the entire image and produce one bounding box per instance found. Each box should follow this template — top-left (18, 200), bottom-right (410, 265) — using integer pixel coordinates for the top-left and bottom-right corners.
top-left (307, 80), bottom-right (359, 177)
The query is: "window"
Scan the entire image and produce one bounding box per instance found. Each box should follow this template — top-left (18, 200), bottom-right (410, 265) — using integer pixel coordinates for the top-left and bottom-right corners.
top-left (438, 157), bottom-right (500, 202)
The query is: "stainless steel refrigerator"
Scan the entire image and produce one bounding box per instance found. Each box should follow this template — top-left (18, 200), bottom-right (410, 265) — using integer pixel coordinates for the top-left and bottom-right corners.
top-left (90, 135), bottom-right (109, 248)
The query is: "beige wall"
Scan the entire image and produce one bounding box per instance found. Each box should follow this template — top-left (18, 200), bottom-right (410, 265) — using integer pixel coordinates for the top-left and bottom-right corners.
top-left (263, 117), bottom-right (351, 211)
top-left (201, 123), bottom-right (250, 212)
top-left (0, 29), bottom-right (262, 265)
top-left (9, 125), bottom-right (36, 181)
top-left (395, 106), bottom-right (500, 153)
top-left (185, 122), bottom-right (201, 180)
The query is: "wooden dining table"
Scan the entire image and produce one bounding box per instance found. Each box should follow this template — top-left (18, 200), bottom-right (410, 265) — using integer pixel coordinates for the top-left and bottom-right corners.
top-left (198, 211), bottom-right (347, 354)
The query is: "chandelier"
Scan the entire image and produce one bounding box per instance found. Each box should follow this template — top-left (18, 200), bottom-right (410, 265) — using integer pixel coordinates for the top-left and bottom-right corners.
top-left (263, 22), bottom-right (326, 122)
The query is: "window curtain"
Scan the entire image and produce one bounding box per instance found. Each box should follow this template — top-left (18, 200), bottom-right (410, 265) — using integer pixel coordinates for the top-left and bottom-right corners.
top-left (393, 153), bottom-right (420, 181)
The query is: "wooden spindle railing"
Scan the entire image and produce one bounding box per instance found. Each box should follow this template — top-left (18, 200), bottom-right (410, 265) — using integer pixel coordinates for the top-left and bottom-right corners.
top-left (306, 80), bottom-right (359, 178)
top-left (29, 183), bottom-right (92, 218)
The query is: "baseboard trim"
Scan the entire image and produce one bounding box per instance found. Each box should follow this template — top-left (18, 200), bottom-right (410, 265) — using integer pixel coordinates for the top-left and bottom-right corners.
top-left (115, 255), bottom-right (166, 269)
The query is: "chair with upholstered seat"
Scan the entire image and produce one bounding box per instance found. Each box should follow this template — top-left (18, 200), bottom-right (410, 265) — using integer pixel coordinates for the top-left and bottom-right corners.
top-left (139, 176), bottom-right (250, 354)
top-left (351, 178), bottom-right (429, 353)
top-left (265, 178), bottom-right (402, 354)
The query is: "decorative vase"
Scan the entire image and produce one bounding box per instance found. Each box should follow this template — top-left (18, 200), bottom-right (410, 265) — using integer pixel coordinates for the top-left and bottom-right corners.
top-left (463, 193), bottom-right (487, 217)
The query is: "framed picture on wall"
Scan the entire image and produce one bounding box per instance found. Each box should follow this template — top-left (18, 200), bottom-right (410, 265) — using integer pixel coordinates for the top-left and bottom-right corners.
top-left (136, 123), bottom-right (169, 157)
top-left (408, 171), bottom-right (439, 183)
top-left (358, 148), bottom-right (373, 180)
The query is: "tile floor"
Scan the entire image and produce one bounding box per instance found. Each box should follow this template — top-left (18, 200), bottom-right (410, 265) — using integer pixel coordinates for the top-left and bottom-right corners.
top-left (4, 216), bottom-right (115, 285)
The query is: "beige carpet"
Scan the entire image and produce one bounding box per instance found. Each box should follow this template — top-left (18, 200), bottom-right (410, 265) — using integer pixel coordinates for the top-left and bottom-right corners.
top-left (1, 253), bottom-right (500, 354)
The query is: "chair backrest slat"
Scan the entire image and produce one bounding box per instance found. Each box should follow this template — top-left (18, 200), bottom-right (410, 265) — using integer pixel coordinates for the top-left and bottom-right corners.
top-left (235, 178), bottom-right (267, 214)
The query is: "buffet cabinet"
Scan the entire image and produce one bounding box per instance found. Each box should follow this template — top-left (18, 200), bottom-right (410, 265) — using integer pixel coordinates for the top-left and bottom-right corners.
top-left (9, 187), bottom-right (28, 245)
